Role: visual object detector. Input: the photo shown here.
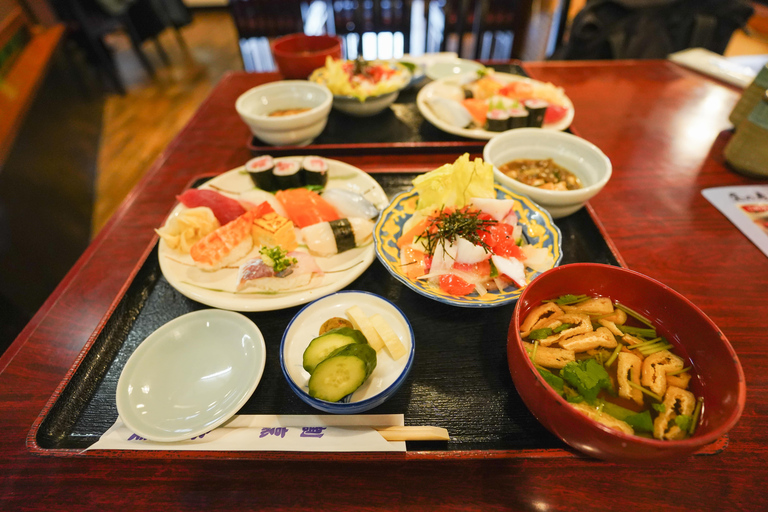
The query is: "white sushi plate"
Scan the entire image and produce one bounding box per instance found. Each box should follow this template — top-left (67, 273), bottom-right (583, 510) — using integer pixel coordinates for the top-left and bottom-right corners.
top-left (157, 158), bottom-right (390, 312)
top-left (416, 71), bottom-right (575, 139)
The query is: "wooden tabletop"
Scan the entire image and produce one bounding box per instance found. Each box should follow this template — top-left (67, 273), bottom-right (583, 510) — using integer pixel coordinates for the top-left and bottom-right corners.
top-left (2, 60), bottom-right (767, 510)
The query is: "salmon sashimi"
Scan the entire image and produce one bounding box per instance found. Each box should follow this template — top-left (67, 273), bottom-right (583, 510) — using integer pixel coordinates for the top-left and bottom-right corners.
top-left (178, 189), bottom-right (246, 225)
top-left (190, 210), bottom-right (256, 271)
top-left (275, 188), bottom-right (340, 228)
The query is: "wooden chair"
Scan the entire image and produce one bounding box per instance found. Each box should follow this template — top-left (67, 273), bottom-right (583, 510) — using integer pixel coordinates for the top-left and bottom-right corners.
top-left (324, 0), bottom-right (413, 59)
top-left (433, 0), bottom-right (532, 60)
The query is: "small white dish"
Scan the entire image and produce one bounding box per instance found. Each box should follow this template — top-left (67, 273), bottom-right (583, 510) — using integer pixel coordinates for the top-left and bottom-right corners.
top-left (116, 310), bottom-right (266, 442)
top-left (235, 80), bottom-right (332, 146)
top-left (280, 291), bottom-right (415, 414)
top-left (483, 128), bottom-right (612, 218)
top-left (425, 58), bottom-right (484, 81)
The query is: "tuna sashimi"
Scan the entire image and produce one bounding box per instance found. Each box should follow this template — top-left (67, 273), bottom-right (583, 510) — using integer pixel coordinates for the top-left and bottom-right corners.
top-left (177, 189), bottom-right (246, 225)
top-left (275, 188), bottom-right (340, 228)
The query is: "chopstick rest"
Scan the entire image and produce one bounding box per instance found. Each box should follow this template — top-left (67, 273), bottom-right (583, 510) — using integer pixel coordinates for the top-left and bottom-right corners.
top-left (375, 426), bottom-right (450, 441)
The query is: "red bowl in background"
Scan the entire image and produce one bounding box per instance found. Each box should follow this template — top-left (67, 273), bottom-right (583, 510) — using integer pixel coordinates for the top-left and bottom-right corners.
top-left (271, 33), bottom-right (342, 79)
top-left (508, 263), bottom-right (746, 462)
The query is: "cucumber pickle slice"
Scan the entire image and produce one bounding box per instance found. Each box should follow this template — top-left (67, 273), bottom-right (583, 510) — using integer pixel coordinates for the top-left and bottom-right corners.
top-left (302, 327), bottom-right (368, 374)
top-left (308, 343), bottom-right (378, 402)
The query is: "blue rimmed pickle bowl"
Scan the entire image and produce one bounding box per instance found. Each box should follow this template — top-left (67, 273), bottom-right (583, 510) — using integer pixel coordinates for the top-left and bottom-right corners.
top-left (280, 291), bottom-right (415, 414)
top-left (373, 184), bottom-right (563, 308)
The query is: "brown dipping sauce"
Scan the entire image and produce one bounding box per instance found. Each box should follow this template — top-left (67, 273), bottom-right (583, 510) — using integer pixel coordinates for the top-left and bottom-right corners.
top-left (499, 158), bottom-right (583, 191)
top-left (269, 108), bottom-right (311, 117)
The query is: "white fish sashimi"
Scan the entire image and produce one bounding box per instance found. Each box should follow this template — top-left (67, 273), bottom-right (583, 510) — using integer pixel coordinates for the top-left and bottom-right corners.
top-left (300, 217), bottom-right (374, 257)
top-left (491, 254), bottom-right (527, 288)
top-left (469, 197), bottom-right (515, 221)
top-left (425, 96), bottom-right (473, 128)
top-left (454, 237), bottom-right (489, 264)
top-left (320, 188), bottom-right (379, 219)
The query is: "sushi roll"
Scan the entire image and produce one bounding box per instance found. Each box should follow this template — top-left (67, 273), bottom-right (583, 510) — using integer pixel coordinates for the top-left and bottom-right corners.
top-left (507, 107), bottom-right (529, 129)
top-left (302, 156), bottom-right (329, 187)
top-left (486, 109), bottom-right (510, 132)
top-left (245, 155), bottom-right (275, 190)
top-left (272, 159), bottom-right (303, 189)
top-left (524, 99), bottom-right (549, 128)
top-left (300, 217), bottom-right (374, 257)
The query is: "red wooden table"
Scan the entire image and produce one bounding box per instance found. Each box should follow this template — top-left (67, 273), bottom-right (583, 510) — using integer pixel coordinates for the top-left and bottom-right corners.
top-left (2, 61), bottom-right (767, 510)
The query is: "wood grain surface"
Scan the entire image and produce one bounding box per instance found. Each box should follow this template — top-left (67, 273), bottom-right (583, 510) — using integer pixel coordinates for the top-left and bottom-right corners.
top-left (2, 61), bottom-right (767, 511)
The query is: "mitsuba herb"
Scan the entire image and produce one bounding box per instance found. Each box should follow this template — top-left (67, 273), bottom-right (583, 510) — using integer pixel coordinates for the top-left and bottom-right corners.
top-left (560, 359), bottom-right (614, 404)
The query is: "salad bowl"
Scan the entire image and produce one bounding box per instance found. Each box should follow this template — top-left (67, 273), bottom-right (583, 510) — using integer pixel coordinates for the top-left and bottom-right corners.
top-left (374, 184), bottom-right (563, 308)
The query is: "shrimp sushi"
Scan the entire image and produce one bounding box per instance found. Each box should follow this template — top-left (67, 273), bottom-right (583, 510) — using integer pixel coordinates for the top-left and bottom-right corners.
top-left (275, 188), bottom-right (340, 228)
top-left (300, 217), bottom-right (374, 256)
top-left (189, 210), bottom-right (256, 271)
top-left (245, 155), bottom-right (275, 190)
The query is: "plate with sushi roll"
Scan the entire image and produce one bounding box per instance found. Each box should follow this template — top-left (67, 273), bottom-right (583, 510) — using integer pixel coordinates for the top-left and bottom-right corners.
top-left (156, 156), bottom-right (390, 312)
top-left (416, 70), bottom-right (575, 139)
top-left (373, 154), bottom-right (562, 308)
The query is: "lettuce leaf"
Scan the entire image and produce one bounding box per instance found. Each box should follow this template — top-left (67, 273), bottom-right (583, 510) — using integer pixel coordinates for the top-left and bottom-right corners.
top-left (412, 153), bottom-right (494, 211)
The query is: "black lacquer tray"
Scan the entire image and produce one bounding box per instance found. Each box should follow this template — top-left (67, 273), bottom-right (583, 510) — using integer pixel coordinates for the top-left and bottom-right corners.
top-left (33, 172), bottom-right (624, 458)
top-left (247, 64), bottom-right (528, 156)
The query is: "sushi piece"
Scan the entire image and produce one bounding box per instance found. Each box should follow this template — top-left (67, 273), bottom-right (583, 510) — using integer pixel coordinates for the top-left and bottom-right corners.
top-left (524, 99), bottom-right (549, 128)
top-left (302, 156), bottom-right (329, 187)
top-left (272, 159), bottom-right (303, 190)
top-left (177, 189), bottom-right (246, 225)
top-left (189, 210), bottom-right (257, 271)
top-left (300, 217), bottom-right (374, 257)
top-left (237, 251), bottom-right (323, 291)
top-left (485, 109), bottom-right (510, 132)
top-left (275, 188), bottom-right (340, 228)
top-left (507, 107), bottom-right (529, 129)
top-left (245, 155), bottom-right (275, 190)
top-left (320, 188), bottom-right (379, 220)
top-left (426, 97), bottom-right (473, 128)
top-left (251, 212), bottom-right (297, 252)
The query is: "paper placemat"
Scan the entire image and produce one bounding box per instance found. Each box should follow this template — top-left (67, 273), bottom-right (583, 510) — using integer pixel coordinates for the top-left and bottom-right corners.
top-left (87, 415), bottom-right (406, 452)
top-left (702, 185), bottom-right (768, 257)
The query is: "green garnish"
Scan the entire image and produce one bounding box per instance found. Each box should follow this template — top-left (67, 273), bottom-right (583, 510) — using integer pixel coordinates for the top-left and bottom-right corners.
top-left (627, 380), bottom-right (663, 402)
top-left (416, 206), bottom-right (496, 257)
top-left (637, 343), bottom-right (674, 356)
top-left (531, 339), bottom-right (539, 365)
top-left (689, 397), bottom-right (704, 435)
top-left (625, 410), bottom-right (654, 433)
top-left (614, 302), bottom-right (655, 328)
top-left (667, 366), bottom-right (691, 376)
top-left (674, 414), bottom-right (693, 431)
top-left (652, 403), bottom-right (666, 413)
top-left (604, 344), bottom-right (623, 368)
top-left (545, 294), bottom-right (589, 305)
top-left (552, 323), bottom-right (573, 333)
top-left (528, 328), bottom-right (553, 340)
top-left (398, 61), bottom-right (416, 73)
top-left (618, 325), bottom-right (657, 338)
top-left (560, 359), bottom-right (613, 404)
top-left (259, 246), bottom-right (297, 273)
top-left (537, 367), bottom-right (564, 395)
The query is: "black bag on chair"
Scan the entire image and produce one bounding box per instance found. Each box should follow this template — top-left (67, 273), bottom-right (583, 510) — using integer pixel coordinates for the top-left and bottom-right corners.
top-left (556, 0), bottom-right (754, 60)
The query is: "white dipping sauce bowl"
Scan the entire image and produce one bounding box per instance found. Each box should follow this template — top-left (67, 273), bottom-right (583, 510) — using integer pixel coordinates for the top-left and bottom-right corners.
top-left (483, 128), bottom-right (612, 218)
top-left (235, 80), bottom-right (332, 146)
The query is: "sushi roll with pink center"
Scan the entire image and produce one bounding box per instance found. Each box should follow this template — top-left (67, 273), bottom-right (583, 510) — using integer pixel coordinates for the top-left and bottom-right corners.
top-left (245, 155), bottom-right (276, 190)
top-left (302, 156), bottom-right (329, 187)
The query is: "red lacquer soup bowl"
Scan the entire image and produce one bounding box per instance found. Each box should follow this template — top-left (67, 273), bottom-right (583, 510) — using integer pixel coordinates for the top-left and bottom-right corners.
top-left (508, 263), bottom-right (746, 462)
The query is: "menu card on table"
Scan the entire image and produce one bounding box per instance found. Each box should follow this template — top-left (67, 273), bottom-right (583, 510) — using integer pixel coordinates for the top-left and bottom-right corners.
top-left (702, 185), bottom-right (768, 257)
top-left (87, 415), bottom-right (407, 452)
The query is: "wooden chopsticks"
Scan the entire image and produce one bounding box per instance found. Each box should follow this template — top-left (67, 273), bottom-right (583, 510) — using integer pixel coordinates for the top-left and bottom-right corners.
top-left (374, 426), bottom-right (450, 441)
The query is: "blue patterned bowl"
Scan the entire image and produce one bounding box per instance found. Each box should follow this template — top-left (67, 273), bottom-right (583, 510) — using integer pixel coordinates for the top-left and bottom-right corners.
top-left (373, 184), bottom-right (563, 308)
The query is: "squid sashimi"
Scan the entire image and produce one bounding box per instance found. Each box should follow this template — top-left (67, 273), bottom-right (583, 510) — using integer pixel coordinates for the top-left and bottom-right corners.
top-left (190, 210), bottom-right (256, 271)
top-left (177, 189), bottom-right (246, 225)
top-left (237, 250), bottom-right (323, 292)
top-left (275, 188), bottom-right (340, 228)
